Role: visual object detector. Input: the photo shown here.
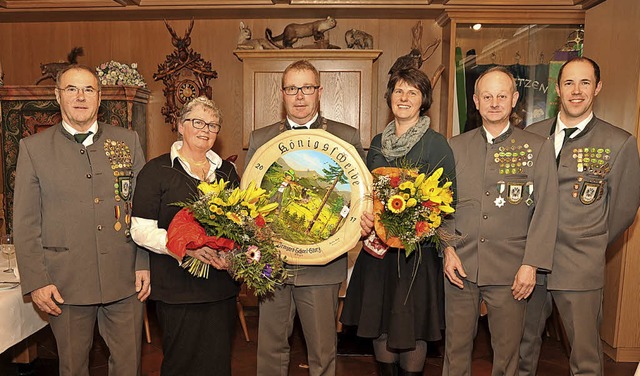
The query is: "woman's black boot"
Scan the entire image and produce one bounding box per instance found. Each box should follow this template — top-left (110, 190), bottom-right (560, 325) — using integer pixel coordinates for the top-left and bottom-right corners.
top-left (377, 361), bottom-right (399, 376)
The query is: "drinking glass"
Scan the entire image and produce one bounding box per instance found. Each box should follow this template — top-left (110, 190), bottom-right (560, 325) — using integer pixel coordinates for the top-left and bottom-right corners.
top-left (2, 234), bottom-right (15, 274)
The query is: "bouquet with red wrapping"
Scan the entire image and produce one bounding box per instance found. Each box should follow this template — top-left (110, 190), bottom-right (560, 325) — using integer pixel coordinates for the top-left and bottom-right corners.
top-left (168, 179), bottom-right (287, 296)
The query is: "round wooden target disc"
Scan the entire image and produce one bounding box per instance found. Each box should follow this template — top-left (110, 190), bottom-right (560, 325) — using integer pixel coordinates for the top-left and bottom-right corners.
top-left (242, 129), bottom-right (372, 265)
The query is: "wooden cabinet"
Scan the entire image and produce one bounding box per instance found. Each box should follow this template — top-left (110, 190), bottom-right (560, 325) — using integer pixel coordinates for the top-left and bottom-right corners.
top-left (234, 49), bottom-right (382, 150)
top-left (0, 85), bottom-right (150, 234)
top-left (436, 9), bottom-right (585, 137)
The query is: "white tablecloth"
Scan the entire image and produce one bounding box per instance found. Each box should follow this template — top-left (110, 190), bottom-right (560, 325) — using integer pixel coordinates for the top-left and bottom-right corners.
top-left (0, 253), bottom-right (48, 354)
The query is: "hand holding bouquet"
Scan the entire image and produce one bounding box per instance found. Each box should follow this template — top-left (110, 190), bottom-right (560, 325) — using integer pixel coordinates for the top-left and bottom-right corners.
top-left (370, 166), bottom-right (454, 257)
top-left (167, 179), bottom-right (287, 296)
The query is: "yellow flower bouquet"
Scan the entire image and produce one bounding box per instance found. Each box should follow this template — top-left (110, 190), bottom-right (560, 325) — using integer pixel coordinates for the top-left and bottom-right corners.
top-left (167, 179), bottom-right (288, 296)
top-left (371, 166), bottom-right (455, 257)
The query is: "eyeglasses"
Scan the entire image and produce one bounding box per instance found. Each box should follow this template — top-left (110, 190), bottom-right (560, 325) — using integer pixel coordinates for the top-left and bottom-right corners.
top-left (282, 85), bottom-right (320, 96)
top-left (185, 118), bottom-right (221, 133)
top-left (57, 86), bottom-right (99, 97)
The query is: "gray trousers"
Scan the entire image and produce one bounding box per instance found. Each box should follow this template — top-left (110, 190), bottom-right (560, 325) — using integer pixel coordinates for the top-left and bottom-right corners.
top-left (48, 294), bottom-right (143, 376)
top-left (520, 281), bottom-right (604, 376)
top-left (257, 283), bottom-right (340, 376)
top-left (443, 280), bottom-right (526, 376)
top-left (519, 281), bottom-right (553, 376)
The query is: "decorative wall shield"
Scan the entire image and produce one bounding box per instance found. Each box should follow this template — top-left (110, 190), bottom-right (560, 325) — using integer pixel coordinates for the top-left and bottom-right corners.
top-left (242, 129), bottom-right (372, 265)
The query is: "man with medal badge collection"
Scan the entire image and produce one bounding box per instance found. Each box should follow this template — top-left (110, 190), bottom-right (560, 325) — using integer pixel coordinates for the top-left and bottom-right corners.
top-left (493, 140), bottom-right (535, 209)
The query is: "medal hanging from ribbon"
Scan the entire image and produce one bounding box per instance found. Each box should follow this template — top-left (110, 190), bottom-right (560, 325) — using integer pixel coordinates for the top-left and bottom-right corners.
top-left (525, 182), bottom-right (534, 207)
top-left (114, 205), bottom-right (122, 231)
top-left (494, 181), bottom-right (506, 208)
top-left (124, 202), bottom-right (132, 237)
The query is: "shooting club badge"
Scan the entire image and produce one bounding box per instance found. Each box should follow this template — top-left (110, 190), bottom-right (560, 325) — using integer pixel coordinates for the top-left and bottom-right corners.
top-left (118, 176), bottom-right (132, 201)
top-left (579, 181), bottom-right (602, 205)
top-left (507, 182), bottom-right (524, 205)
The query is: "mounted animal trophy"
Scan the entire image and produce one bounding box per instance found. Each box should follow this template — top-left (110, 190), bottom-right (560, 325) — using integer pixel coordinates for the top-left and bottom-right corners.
top-left (236, 22), bottom-right (277, 50)
top-left (164, 18), bottom-right (194, 63)
top-left (265, 16), bottom-right (337, 49)
top-left (345, 29), bottom-right (373, 50)
top-left (388, 21), bottom-right (444, 87)
top-left (34, 47), bottom-right (83, 85)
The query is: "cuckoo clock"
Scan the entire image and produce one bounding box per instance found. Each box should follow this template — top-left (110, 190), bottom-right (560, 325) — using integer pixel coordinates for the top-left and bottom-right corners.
top-left (154, 19), bottom-right (217, 131)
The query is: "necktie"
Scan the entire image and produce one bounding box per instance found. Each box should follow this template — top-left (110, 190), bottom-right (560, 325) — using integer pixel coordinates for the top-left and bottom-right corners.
top-left (73, 131), bottom-right (93, 144)
top-left (556, 127), bottom-right (577, 166)
top-left (292, 125), bottom-right (307, 130)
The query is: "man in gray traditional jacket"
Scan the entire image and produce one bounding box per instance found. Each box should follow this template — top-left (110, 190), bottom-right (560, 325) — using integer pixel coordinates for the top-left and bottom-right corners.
top-left (520, 57), bottom-right (640, 376)
top-left (443, 66), bottom-right (558, 376)
top-left (14, 65), bottom-right (150, 376)
top-left (246, 60), bottom-right (365, 376)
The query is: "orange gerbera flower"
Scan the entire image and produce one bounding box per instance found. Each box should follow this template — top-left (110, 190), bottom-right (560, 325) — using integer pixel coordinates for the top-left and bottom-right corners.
top-left (387, 195), bottom-right (406, 213)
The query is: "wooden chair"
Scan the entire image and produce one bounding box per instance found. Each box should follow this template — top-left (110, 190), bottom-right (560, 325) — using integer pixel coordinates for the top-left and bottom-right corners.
top-left (143, 303), bottom-right (151, 344)
top-left (142, 298), bottom-right (250, 343)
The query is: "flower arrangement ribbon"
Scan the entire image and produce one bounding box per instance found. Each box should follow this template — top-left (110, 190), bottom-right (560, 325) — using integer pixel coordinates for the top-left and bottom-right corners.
top-left (166, 207), bottom-right (236, 261)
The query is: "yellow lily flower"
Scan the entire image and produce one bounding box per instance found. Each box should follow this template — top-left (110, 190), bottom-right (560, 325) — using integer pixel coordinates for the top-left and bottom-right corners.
top-left (227, 188), bottom-right (243, 206)
top-left (244, 181), bottom-right (267, 205)
top-left (439, 204), bottom-right (455, 213)
top-left (211, 197), bottom-right (225, 206)
top-left (257, 202), bottom-right (279, 214)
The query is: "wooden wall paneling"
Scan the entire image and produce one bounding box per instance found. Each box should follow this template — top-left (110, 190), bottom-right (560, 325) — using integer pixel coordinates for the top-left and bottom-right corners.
top-left (0, 17), bottom-right (446, 168)
top-left (585, 0), bottom-right (640, 362)
top-left (235, 49), bottom-right (381, 163)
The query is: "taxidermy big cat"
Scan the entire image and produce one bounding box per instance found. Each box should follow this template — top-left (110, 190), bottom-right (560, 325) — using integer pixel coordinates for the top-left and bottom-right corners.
top-left (265, 16), bottom-right (337, 48)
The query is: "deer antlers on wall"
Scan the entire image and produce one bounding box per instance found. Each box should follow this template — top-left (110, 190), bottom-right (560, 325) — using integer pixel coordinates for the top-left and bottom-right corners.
top-left (165, 18), bottom-right (195, 63)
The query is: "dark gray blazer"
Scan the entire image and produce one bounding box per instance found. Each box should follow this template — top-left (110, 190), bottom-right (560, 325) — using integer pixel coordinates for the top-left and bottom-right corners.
top-left (244, 116), bottom-right (365, 286)
top-left (527, 116), bottom-right (640, 290)
top-left (14, 122), bottom-right (148, 304)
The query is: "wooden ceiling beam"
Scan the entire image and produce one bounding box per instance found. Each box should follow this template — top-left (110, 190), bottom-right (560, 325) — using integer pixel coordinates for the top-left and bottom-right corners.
top-left (0, 0), bottom-right (602, 21)
top-left (442, 0), bottom-right (602, 8)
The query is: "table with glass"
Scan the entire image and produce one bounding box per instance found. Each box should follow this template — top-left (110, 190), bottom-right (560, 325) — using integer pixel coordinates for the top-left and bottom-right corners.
top-left (0, 240), bottom-right (48, 357)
